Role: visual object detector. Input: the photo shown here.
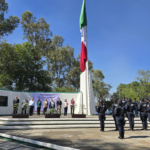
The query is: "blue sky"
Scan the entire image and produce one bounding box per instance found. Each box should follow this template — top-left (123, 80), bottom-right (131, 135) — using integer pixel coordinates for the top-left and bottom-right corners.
top-left (4, 0), bottom-right (150, 94)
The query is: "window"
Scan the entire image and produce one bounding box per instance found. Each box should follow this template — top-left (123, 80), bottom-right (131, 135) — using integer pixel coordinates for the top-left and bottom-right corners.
top-left (0, 96), bottom-right (8, 106)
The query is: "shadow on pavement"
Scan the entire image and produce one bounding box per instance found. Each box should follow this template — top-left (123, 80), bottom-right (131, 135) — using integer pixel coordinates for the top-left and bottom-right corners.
top-left (125, 136), bottom-right (150, 139)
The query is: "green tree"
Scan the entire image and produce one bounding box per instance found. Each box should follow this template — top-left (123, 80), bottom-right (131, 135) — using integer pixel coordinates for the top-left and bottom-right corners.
top-left (0, 42), bottom-right (52, 91)
top-left (47, 35), bottom-right (74, 88)
top-left (0, 0), bottom-right (19, 36)
top-left (21, 11), bottom-right (52, 55)
top-left (92, 69), bottom-right (112, 102)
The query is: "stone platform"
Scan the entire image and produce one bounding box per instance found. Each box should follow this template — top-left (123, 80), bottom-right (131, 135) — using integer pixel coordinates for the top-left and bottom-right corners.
top-left (0, 115), bottom-right (147, 130)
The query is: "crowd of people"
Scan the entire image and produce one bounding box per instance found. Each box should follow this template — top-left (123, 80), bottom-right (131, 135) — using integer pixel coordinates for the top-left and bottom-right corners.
top-left (97, 97), bottom-right (150, 139)
top-left (13, 96), bottom-right (75, 116)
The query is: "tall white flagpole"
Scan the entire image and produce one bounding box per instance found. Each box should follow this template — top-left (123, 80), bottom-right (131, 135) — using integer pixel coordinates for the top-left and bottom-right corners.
top-left (85, 0), bottom-right (91, 115)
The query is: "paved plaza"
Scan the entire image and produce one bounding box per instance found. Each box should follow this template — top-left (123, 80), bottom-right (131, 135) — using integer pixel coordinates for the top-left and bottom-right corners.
top-left (0, 128), bottom-right (150, 150)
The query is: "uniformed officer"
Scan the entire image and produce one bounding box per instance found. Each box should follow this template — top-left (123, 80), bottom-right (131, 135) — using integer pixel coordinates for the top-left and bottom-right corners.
top-left (133, 98), bottom-right (138, 117)
top-left (125, 98), bottom-right (135, 131)
top-left (114, 100), bottom-right (125, 139)
top-left (97, 100), bottom-right (107, 132)
top-left (112, 98), bottom-right (118, 131)
top-left (138, 98), bottom-right (148, 130)
top-left (147, 98), bottom-right (150, 122)
top-left (122, 97), bottom-right (127, 107)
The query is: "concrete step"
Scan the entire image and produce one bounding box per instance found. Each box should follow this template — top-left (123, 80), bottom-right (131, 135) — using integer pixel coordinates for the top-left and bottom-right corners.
top-left (0, 120), bottom-right (143, 126)
top-left (0, 117), bottom-right (141, 122)
top-left (0, 124), bottom-right (148, 130)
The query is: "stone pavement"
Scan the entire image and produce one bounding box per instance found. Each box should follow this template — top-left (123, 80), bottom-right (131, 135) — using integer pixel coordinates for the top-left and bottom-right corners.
top-left (0, 128), bottom-right (150, 150)
top-left (0, 138), bottom-right (46, 150)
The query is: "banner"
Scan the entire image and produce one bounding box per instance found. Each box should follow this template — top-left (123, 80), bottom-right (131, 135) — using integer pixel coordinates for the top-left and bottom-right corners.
top-left (33, 93), bottom-right (60, 111)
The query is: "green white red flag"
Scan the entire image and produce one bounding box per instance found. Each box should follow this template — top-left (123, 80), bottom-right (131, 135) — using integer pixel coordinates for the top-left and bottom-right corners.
top-left (80, 0), bottom-right (88, 72)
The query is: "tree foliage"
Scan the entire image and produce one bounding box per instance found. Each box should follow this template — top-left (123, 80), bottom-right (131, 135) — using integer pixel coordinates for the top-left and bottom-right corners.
top-left (92, 69), bottom-right (112, 102)
top-left (0, 42), bottom-right (52, 91)
top-left (0, 0), bottom-right (19, 37)
top-left (112, 70), bottom-right (150, 101)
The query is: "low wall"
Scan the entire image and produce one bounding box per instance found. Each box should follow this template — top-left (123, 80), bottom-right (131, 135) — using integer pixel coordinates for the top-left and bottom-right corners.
top-left (0, 89), bottom-right (82, 115)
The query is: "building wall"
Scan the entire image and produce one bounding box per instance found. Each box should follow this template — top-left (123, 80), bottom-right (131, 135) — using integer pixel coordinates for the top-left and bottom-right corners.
top-left (0, 89), bottom-right (82, 115)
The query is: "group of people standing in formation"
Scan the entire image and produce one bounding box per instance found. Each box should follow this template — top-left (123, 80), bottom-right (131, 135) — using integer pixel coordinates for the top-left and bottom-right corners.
top-left (97, 97), bottom-right (150, 139)
top-left (13, 96), bottom-right (75, 116)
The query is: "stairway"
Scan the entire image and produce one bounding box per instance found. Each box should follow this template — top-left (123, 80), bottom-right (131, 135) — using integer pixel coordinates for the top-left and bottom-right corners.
top-left (0, 117), bottom-right (148, 130)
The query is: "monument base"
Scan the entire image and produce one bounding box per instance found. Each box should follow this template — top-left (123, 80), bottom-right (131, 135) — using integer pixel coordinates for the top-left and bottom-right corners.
top-left (12, 114), bottom-right (29, 118)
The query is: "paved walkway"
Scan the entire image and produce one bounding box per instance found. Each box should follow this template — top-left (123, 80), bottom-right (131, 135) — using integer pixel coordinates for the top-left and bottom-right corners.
top-left (0, 138), bottom-right (45, 150)
top-left (0, 128), bottom-right (150, 150)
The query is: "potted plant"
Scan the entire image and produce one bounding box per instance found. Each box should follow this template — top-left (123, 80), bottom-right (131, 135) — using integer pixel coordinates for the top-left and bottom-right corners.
top-left (12, 102), bottom-right (29, 118)
top-left (45, 107), bottom-right (60, 118)
top-left (71, 104), bottom-right (86, 118)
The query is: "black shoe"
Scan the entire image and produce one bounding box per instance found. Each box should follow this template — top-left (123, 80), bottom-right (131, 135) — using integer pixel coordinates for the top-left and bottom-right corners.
top-left (100, 129), bottom-right (102, 131)
top-left (141, 128), bottom-right (144, 130)
top-left (118, 136), bottom-right (123, 139)
top-left (114, 129), bottom-right (118, 131)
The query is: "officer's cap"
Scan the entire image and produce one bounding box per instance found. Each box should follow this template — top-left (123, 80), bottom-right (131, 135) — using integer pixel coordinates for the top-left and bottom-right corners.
top-left (134, 98), bottom-right (136, 100)
top-left (128, 98), bottom-right (131, 102)
top-left (140, 98), bottom-right (144, 101)
top-left (117, 100), bottom-right (122, 106)
top-left (122, 97), bottom-right (125, 99)
top-left (99, 100), bottom-right (103, 103)
top-left (113, 98), bottom-right (117, 102)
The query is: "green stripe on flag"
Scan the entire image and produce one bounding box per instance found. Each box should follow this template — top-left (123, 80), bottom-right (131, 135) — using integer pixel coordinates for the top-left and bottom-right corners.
top-left (80, 0), bottom-right (87, 28)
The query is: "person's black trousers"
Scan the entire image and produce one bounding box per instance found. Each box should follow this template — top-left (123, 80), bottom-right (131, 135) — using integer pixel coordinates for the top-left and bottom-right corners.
top-left (64, 107), bottom-right (68, 116)
top-left (113, 115), bottom-right (118, 130)
top-left (71, 106), bottom-right (74, 114)
top-left (117, 116), bottom-right (124, 138)
top-left (43, 107), bottom-right (47, 115)
top-left (22, 108), bottom-right (26, 114)
top-left (13, 110), bottom-right (18, 114)
top-left (29, 106), bottom-right (34, 116)
top-left (37, 107), bottom-right (41, 115)
top-left (127, 112), bottom-right (134, 129)
top-left (141, 113), bottom-right (148, 130)
top-left (98, 113), bottom-right (105, 131)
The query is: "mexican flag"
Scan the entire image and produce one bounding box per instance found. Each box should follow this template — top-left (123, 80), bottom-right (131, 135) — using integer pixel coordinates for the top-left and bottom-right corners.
top-left (80, 0), bottom-right (88, 72)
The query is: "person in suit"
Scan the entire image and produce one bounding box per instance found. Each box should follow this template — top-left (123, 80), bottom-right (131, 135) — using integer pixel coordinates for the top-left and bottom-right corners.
top-left (49, 99), bottom-right (55, 109)
top-left (43, 98), bottom-right (48, 115)
top-left (29, 98), bottom-right (35, 116)
top-left (70, 98), bottom-right (75, 114)
top-left (13, 96), bottom-right (20, 114)
top-left (97, 100), bottom-right (107, 132)
top-left (21, 98), bottom-right (28, 114)
top-left (57, 98), bottom-right (62, 115)
top-left (37, 99), bottom-right (42, 116)
top-left (63, 99), bottom-right (68, 116)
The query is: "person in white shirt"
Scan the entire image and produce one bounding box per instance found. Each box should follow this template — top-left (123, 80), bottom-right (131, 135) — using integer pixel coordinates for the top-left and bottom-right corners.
top-left (29, 98), bottom-right (35, 116)
top-left (63, 99), bottom-right (68, 116)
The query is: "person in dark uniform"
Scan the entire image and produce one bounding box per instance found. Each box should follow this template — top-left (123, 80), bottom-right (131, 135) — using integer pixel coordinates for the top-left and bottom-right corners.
top-left (112, 98), bottom-right (118, 131)
top-left (114, 100), bottom-right (125, 139)
top-left (138, 98), bottom-right (148, 130)
top-left (125, 98), bottom-right (135, 131)
top-left (147, 98), bottom-right (150, 123)
top-left (122, 97), bottom-right (127, 107)
top-left (133, 98), bottom-right (138, 117)
top-left (97, 100), bottom-right (107, 132)
top-left (13, 96), bottom-right (20, 114)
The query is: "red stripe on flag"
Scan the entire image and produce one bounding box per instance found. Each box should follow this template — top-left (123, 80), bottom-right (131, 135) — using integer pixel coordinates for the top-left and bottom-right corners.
top-left (80, 42), bottom-right (87, 72)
